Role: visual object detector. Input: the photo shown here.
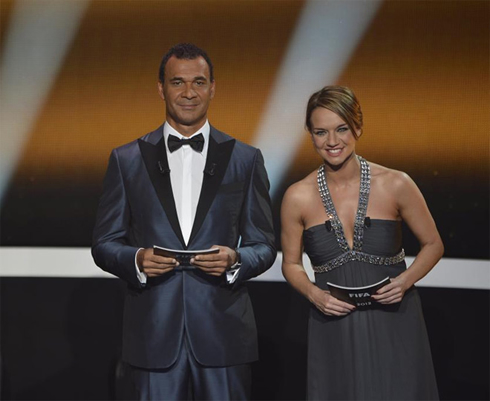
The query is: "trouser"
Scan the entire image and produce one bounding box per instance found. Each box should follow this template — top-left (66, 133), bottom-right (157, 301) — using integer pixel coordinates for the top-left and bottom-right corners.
top-left (121, 336), bottom-right (251, 400)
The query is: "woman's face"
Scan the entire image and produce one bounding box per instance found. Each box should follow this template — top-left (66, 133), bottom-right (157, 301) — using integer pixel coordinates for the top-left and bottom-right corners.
top-left (309, 107), bottom-right (359, 167)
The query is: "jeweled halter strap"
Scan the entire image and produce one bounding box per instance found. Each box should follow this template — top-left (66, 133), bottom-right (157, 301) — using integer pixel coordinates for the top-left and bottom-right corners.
top-left (312, 156), bottom-right (405, 273)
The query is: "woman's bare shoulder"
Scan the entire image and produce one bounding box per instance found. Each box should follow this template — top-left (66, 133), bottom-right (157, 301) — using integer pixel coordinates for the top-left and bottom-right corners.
top-left (369, 161), bottom-right (413, 190)
top-left (283, 169), bottom-right (319, 204)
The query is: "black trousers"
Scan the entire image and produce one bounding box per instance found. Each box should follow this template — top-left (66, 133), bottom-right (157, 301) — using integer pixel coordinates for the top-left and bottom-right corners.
top-left (119, 336), bottom-right (251, 400)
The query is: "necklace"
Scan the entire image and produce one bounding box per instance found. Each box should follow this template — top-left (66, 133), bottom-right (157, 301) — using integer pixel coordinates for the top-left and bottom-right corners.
top-left (317, 156), bottom-right (370, 252)
top-left (314, 156), bottom-right (405, 273)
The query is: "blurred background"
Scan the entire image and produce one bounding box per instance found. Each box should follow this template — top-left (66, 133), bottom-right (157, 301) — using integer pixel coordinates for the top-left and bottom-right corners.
top-left (0, 0), bottom-right (488, 399)
top-left (1, 0), bottom-right (488, 256)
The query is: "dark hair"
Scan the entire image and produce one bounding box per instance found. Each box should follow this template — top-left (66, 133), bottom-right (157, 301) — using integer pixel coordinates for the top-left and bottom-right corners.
top-left (158, 43), bottom-right (214, 83)
top-left (305, 85), bottom-right (363, 140)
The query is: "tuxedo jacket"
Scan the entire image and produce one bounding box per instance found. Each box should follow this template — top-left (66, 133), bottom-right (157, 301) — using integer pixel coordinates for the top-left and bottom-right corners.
top-left (92, 125), bottom-right (276, 369)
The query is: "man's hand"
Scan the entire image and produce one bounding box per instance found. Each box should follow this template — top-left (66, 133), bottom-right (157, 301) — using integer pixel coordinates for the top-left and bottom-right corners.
top-left (137, 248), bottom-right (178, 277)
top-left (191, 245), bottom-right (237, 277)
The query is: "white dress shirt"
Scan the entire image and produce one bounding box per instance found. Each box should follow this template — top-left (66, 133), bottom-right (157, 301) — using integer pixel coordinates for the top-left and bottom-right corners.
top-left (135, 121), bottom-right (239, 284)
top-left (164, 121), bottom-right (209, 244)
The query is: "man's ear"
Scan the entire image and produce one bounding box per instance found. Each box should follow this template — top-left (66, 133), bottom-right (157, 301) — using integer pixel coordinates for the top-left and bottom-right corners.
top-left (210, 80), bottom-right (216, 100)
top-left (157, 82), bottom-right (165, 101)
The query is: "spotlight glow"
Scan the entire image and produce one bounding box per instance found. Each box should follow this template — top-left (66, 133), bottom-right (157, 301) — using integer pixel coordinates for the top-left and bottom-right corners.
top-left (0, 0), bottom-right (89, 203)
top-left (252, 0), bottom-right (383, 195)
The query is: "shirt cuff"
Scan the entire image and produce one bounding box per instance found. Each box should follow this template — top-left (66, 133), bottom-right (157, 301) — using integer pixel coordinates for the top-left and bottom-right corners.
top-left (226, 267), bottom-right (240, 284)
top-left (135, 248), bottom-right (147, 285)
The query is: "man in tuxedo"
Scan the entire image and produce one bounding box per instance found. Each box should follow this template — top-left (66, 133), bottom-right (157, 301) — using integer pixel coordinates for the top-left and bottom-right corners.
top-left (92, 43), bottom-right (276, 399)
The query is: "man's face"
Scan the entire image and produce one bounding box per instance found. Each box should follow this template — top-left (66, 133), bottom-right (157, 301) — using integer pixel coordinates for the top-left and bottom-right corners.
top-left (158, 56), bottom-right (215, 136)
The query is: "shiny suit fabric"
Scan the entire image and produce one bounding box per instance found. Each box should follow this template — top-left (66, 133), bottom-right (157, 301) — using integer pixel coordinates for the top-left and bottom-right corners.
top-left (92, 125), bottom-right (276, 370)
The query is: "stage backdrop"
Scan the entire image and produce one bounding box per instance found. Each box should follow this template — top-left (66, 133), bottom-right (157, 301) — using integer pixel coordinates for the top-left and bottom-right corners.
top-left (0, 0), bottom-right (488, 400)
top-left (0, 0), bottom-right (488, 256)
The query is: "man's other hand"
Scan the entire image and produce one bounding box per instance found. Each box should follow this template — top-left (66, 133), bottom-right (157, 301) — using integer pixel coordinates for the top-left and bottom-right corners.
top-left (137, 248), bottom-right (178, 277)
top-left (191, 245), bottom-right (237, 276)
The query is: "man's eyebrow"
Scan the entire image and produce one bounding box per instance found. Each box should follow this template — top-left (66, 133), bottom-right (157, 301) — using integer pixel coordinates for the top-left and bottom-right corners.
top-left (169, 76), bottom-right (208, 82)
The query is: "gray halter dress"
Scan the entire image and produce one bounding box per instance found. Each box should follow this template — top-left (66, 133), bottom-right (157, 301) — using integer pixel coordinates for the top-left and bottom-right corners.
top-left (303, 157), bottom-right (439, 400)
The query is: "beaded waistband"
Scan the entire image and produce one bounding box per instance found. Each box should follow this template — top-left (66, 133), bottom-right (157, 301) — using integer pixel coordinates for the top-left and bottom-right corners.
top-left (311, 249), bottom-right (406, 273)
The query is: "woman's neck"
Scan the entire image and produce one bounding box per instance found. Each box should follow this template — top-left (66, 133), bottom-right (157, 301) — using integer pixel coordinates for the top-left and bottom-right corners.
top-left (323, 152), bottom-right (360, 187)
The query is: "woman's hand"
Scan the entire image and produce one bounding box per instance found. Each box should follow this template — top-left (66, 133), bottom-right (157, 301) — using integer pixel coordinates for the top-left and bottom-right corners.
top-left (372, 276), bottom-right (408, 304)
top-left (309, 286), bottom-right (356, 316)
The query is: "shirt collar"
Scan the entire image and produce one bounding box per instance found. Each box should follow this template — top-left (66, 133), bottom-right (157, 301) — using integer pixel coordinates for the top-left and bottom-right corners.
top-left (163, 121), bottom-right (210, 156)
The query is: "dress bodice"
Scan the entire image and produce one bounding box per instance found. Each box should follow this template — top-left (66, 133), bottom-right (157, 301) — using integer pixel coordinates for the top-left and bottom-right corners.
top-left (309, 157), bottom-right (405, 273)
top-left (303, 219), bottom-right (403, 268)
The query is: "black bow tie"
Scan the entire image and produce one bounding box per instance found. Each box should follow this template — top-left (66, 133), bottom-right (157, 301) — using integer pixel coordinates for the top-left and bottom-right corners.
top-left (167, 133), bottom-right (205, 153)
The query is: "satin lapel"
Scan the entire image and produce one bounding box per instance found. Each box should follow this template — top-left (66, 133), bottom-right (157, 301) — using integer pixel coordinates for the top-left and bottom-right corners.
top-left (138, 138), bottom-right (187, 249)
top-left (188, 133), bottom-right (236, 245)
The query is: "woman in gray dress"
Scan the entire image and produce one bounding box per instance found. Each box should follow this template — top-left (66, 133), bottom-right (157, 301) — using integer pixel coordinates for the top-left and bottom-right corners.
top-left (281, 86), bottom-right (443, 400)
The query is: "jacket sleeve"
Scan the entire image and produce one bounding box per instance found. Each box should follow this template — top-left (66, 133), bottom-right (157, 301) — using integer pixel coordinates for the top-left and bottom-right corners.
top-left (91, 149), bottom-right (143, 288)
top-left (233, 149), bottom-right (277, 286)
